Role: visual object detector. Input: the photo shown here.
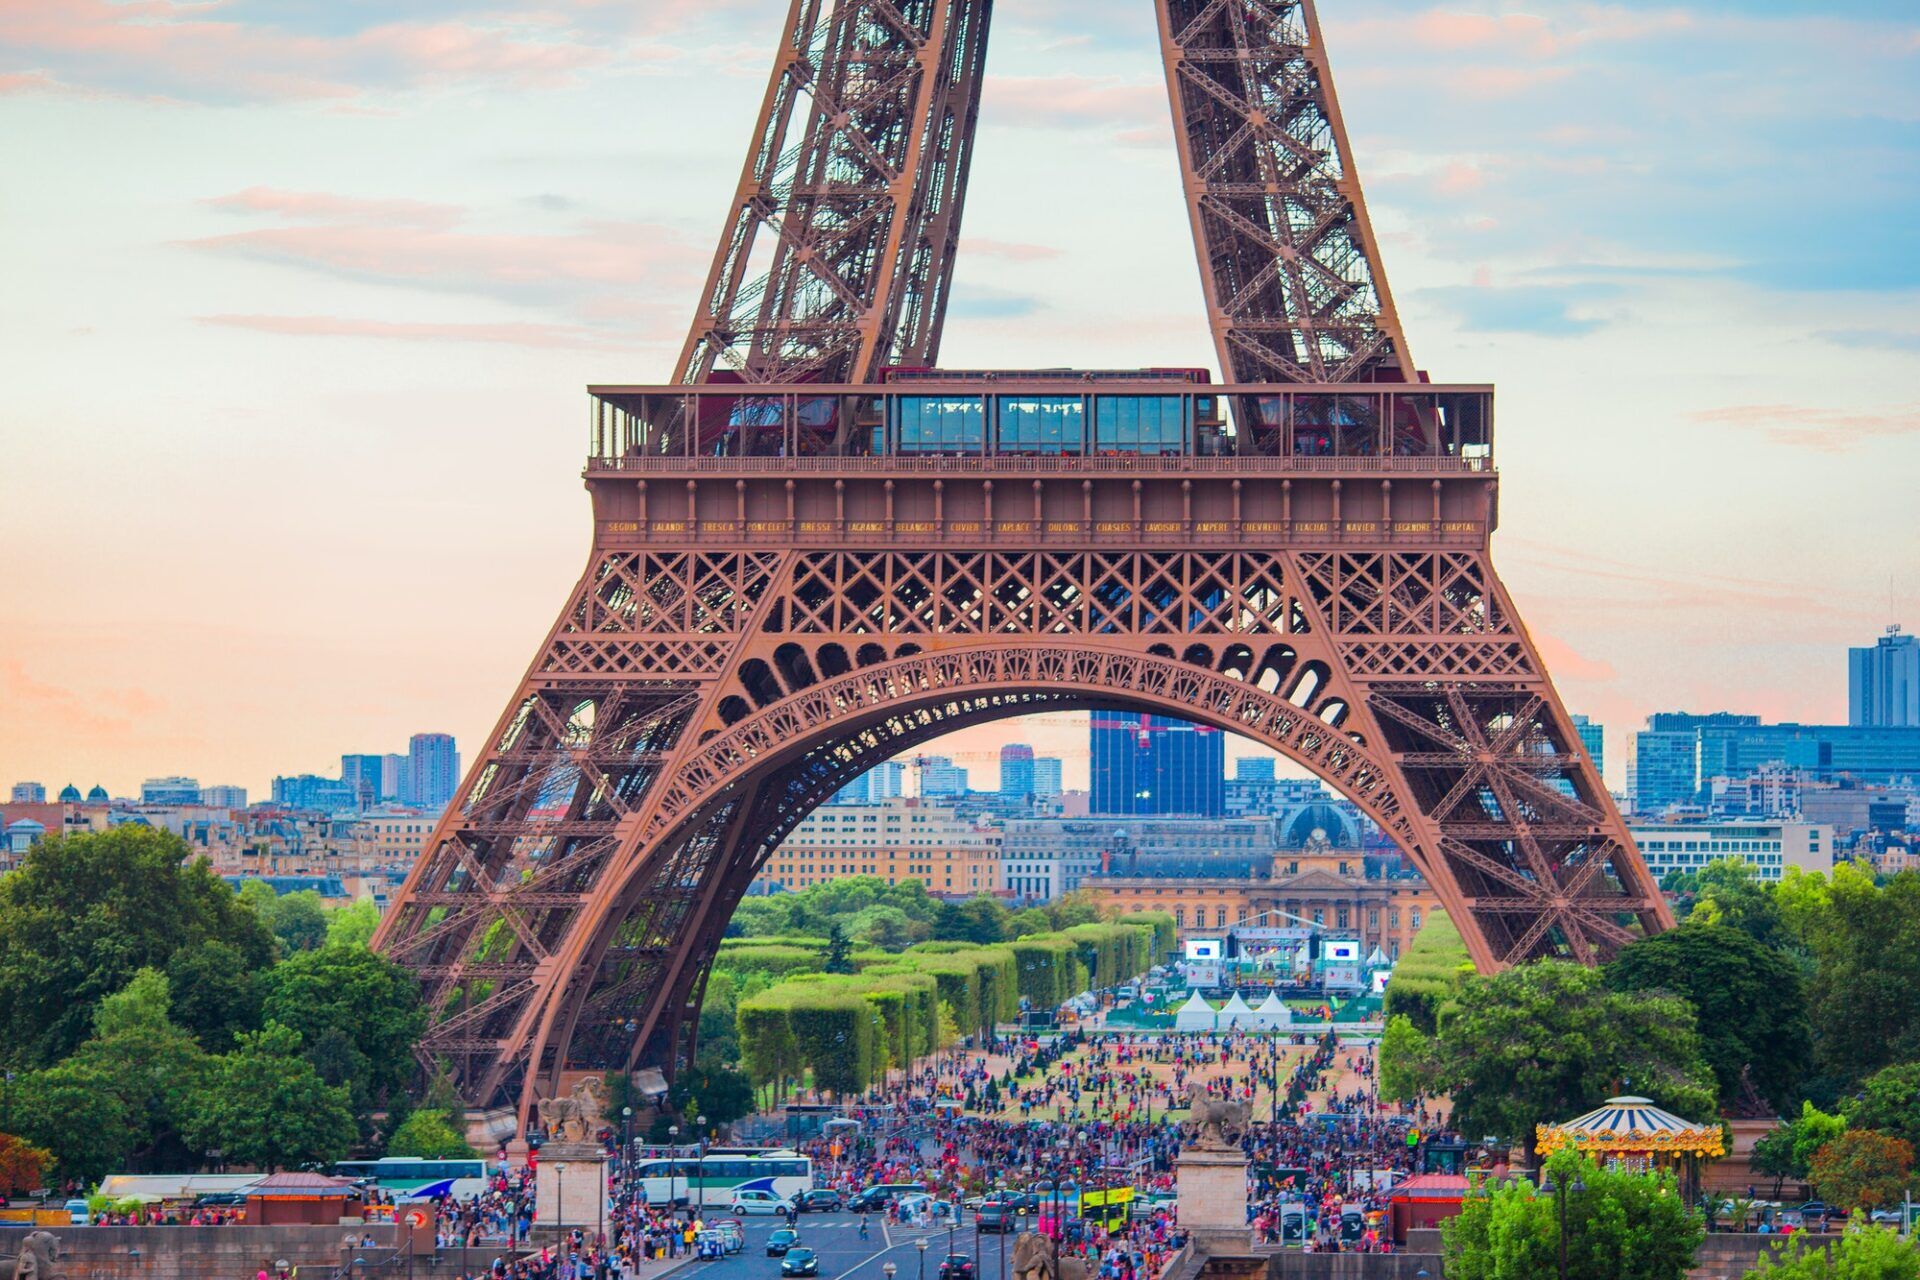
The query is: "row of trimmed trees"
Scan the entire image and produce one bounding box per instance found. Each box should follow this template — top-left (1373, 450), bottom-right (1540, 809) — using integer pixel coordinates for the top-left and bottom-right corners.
top-left (734, 913), bottom-right (1174, 1102)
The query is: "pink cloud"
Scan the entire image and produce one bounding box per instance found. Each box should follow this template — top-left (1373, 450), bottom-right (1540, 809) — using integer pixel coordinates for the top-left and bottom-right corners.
top-left (182, 216), bottom-right (692, 307)
top-left (983, 75), bottom-right (1166, 130)
top-left (960, 238), bottom-right (1063, 264)
top-left (1434, 161), bottom-right (1486, 196)
top-left (0, 0), bottom-right (614, 103)
top-left (205, 187), bottom-right (463, 230)
top-left (1531, 630), bottom-right (1618, 684)
top-left (198, 313), bottom-right (626, 350)
top-left (1690, 403), bottom-right (1920, 452)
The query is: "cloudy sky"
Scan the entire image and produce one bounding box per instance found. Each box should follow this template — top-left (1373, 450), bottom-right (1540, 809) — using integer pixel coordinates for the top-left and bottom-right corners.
top-left (2, 0), bottom-right (1916, 798)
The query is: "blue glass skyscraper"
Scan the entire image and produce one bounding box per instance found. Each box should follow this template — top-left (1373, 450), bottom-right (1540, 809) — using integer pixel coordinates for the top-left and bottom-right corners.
top-left (1090, 712), bottom-right (1225, 816)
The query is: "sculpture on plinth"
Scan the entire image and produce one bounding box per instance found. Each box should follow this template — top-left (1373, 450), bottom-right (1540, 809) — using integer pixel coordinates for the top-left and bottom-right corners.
top-left (1011, 1233), bottom-right (1089, 1280)
top-left (0, 1232), bottom-right (65, 1280)
top-left (534, 1075), bottom-right (608, 1144)
top-left (1180, 1084), bottom-right (1250, 1150)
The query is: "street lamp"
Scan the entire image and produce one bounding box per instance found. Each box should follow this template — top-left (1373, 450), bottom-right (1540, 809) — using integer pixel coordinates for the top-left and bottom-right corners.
top-left (917, 1236), bottom-right (930, 1280)
top-left (669, 1125), bottom-right (681, 1213)
top-left (884, 1263), bottom-right (898, 1280)
top-left (621, 1106), bottom-right (634, 1201)
top-left (1541, 1172), bottom-right (1584, 1280)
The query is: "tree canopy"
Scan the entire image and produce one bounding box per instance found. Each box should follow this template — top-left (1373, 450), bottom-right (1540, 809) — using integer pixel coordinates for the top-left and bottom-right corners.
top-left (1443, 1150), bottom-right (1704, 1280)
top-left (1606, 922), bottom-right (1811, 1112)
top-left (261, 945), bottom-right (426, 1107)
top-left (182, 1024), bottom-right (357, 1172)
top-left (0, 827), bottom-right (275, 1066)
top-left (1426, 960), bottom-right (1716, 1149)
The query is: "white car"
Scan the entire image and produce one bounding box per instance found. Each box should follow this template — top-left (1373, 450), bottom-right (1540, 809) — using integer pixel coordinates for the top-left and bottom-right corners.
top-left (730, 1190), bottom-right (796, 1216)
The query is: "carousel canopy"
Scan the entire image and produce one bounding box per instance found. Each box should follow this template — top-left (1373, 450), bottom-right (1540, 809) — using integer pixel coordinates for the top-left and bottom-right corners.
top-left (1534, 1096), bottom-right (1724, 1159)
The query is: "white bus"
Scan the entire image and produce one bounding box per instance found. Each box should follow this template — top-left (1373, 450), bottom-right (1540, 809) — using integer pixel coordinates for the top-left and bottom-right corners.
top-left (629, 1150), bottom-right (812, 1208)
top-left (334, 1157), bottom-right (492, 1202)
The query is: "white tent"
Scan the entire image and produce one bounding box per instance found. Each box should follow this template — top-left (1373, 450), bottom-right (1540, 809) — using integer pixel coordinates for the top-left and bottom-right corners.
top-left (1173, 991), bottom-right (1217, 1032)
top-left (1253, 991), bottom-right (1292, 1029)
top-left (1364, 947), bottom-right (1390, 969)
top-left (1217, 992), bottom-right (1256, 1030)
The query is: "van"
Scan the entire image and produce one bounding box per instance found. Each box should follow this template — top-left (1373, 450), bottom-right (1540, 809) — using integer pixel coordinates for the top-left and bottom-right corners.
top-left (65, 1200), bottom-right (90, 1226)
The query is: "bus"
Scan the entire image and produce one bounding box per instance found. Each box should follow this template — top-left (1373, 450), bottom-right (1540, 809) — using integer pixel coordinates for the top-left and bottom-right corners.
top-left (334, 1157), bottom-right (492, 1202)
top-left (629, 1150), bottom-right (812, 1208)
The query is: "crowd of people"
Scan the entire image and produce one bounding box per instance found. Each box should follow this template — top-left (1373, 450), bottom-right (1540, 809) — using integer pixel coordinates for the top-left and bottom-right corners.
top-left (210, 1011), bottom-right (1452, 1279)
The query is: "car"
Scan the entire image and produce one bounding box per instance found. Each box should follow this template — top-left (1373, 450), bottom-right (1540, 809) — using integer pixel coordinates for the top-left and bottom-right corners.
top-left (938, 1255), bottom-right (975, 1280)
top-left (976, 1203), bottom-right (1015, 1233)
top-left (734, 1190), bottom-right (797, 1216)
top-left (796, 1190), bottom-right (844, 1213)
top-left (1798, 1202), bottom-right (1833, 1224)
top-left (850, 1183), bottom-right (927, 1213)
top-left (713, 1222), bottom-right (744, 1254)
top-left (767, 1229), bottom-right (801, 1256)
top-left (780, 1247), bottom-right (820, 1276)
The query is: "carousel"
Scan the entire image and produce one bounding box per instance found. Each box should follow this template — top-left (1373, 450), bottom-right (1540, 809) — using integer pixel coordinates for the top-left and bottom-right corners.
top-left (1535, 1095), bottom-right (1724, 1197)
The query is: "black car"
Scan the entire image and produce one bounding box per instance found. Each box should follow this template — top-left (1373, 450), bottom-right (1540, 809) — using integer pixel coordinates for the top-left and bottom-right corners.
top-left (849, 1185), bottom-right (924, 1214)
top-left (938, 1255), bottom-right (975, 1280)
top-left (767, 1229), bottom-right (801, 1256)
top-left (781, 1247), bottom-right (820, 1276)
top-left (796, 1190), bottom-right (844, 1213)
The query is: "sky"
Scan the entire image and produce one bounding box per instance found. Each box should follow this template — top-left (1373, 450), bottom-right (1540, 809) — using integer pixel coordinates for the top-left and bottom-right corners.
top-left (2, 0), bottom-right (1917, 800)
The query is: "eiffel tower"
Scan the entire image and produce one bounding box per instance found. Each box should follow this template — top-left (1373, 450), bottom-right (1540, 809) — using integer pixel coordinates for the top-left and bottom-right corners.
top-left (372, 0), bottom-right (1673, 1121)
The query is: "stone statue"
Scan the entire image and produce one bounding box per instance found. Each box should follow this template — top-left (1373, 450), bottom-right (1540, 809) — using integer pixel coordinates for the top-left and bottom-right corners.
top-left (535, 1075), bottom-right (609, 1144)
top-left (0, 1231), bottom-right (65, 1280)
top-left (1181, 1083), bottom-right (1250, 1149)
top-left (1010, 1233), bottom-right (1088, 1280)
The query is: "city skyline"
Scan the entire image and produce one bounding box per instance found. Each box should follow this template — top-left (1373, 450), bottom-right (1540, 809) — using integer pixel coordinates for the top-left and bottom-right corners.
top-left (3, 0), bottom-right (1917, 798)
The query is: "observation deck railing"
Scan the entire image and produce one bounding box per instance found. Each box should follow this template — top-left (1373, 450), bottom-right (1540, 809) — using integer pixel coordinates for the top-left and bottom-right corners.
top-left (583, 379), bottom-right (1494, 472)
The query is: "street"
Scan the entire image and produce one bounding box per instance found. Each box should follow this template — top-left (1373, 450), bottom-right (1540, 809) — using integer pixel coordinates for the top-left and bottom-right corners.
top-left (687, 1213), bottom-right (1023, 1280)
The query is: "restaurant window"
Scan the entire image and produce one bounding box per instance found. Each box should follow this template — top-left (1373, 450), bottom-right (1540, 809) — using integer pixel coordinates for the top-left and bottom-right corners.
top-left (893, 396), bottom-right (985, 454)
top-left (997, 396), bottom-right (1084, 454)
top-left (1094, 396), bottom-right (1187, 455)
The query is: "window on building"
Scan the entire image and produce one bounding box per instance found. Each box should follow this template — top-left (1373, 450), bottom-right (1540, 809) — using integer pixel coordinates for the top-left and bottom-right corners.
top-left (1411, 907), bottom-right (1423, 930)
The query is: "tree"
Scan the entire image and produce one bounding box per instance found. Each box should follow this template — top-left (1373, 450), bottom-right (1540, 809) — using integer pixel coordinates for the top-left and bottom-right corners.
top-left (1428, 961), bottom-right (1716, 1151)
top-left (669, 1062), bottom-right (756, 1127)
top-left (1743, 1216), bottom-right (1920, 1279)
top-left (0, 827), bottom-right (275, 1066)
top-left (164, 939), bottom-right (264, 1052)
top-left (324, 900), bottom-right (381, 949)
top-left (1752, 1103), bottom-right (1849, 1197)
top-left (1378, 1014), bottom-right (1434, 1105)
top-left (183, 1024), bottom-right (357, 1171)
top-left (261, 945), bottom-right (426, 1106)
top-left (823, 924), bottom-right (854, 975)
top-left (1444, 1150), bottom-right (1704, 1280)
top-left (0, 1133), bottom-right (52, 1196)
top-left (386, 1110), bottom-right (476, 1160)
top-left (67, 969), bottom-right (208, 1167)
top-left (1845, 1063), bottom-right (1920, 1151)
top-left (1606, 922), bottom-right (1811, 1112)
top-left (14, 1060), bottom-right (136, 1184)
top-left (1805, 869), bottom-right (1920, 1087)
top-left (1686, 857), bottom-right (1788, 947)
top-left (1810, 1131), bottom-right (1915, 1213)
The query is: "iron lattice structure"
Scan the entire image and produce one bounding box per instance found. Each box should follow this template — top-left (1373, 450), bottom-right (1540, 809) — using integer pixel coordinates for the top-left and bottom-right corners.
top-left (373, 0), bottom-right (1671, 1121)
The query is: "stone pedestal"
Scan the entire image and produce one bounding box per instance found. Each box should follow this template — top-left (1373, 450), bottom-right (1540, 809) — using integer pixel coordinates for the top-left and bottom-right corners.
top-left (535, 1142), bottom-right (609, 1239)
top-left (1175, 1146), bottom-right (1251, 1251)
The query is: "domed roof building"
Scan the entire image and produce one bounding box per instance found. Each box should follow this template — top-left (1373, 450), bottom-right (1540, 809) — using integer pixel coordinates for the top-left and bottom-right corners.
top-left (86, 785), bottom-right (109, 803)
top-left (1280, 800), bottom-right (1353, 849)
top-left (57, 784), bottom-right (82, 803)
